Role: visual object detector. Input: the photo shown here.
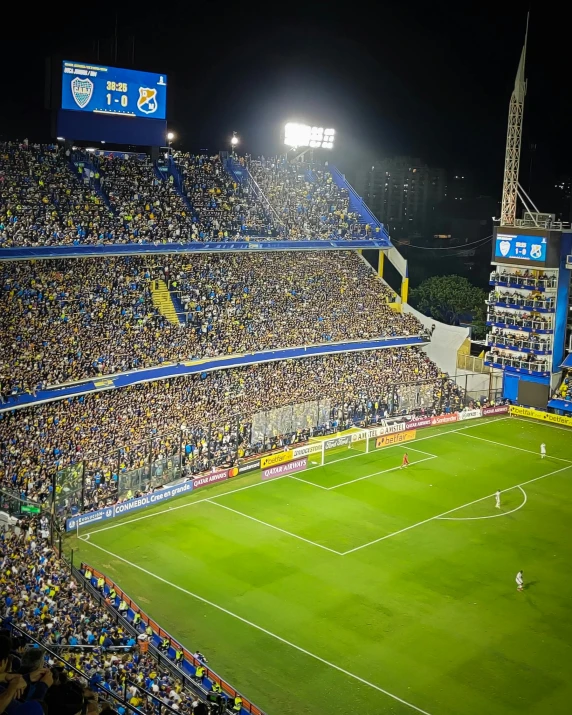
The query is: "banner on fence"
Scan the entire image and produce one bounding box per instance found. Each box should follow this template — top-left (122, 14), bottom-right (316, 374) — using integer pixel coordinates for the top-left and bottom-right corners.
top-left (238, 459), bottom-right (261, 474)
top-left (261, 450), bottom-right (294, 469)
top-left (262, 458), bottom-right (308, 481)
top-left (376, 430), bottom-right (417, 448)
top-left (324, 435), bottom-right (351, 450)
top-left (65, 481), bottom-right (194, 532)
top-left (430, 413), bottom-right (459, 426)
top-left (193, 470), bottom-right (231, 490)
top-left (405, 416), bottom-right (433, 430)
top-left (458, 409), bottom-right (483, 421)
top-left (509, 405), bottom-right (572, 426)
top-left (293, 443), bottom-right (322, 458)
top-left (482, 404), bottom-right (510, 416)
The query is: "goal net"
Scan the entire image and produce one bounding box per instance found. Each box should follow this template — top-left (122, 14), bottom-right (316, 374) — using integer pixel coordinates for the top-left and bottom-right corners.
top-left (306, 430), bottom-right (371, 467)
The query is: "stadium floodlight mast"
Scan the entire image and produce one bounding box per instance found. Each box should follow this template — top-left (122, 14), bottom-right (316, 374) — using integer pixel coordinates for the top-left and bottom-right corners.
top-left (230, 131), bottom-right (239, 156)
top-left (167, 131), bottom-right (175, 157)
top-left (283, 122), bottom-right (335, 161)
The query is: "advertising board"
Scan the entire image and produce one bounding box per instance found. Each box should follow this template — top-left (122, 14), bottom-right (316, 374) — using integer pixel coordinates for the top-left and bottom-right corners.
top-left (262, 458), bottom-right (308, 481)
top-left (65, 481), bottom-right (194, 532)
top-left (260, 450), bottom-right (294, 469)
top-left (482, 405), bottom-right (510, 416)
top-left (193, 470), bottom-right (232, 490)
top-left (509, 405), bottom-right (572, 427)
top-left (376, 430), bottom-right (417, 448)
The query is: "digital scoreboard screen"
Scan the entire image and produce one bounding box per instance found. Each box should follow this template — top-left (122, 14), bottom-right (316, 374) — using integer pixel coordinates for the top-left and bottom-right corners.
top-left (495, 233), bottom-right (547, 263)
top-left (62, 61), bottom-right (167, 119)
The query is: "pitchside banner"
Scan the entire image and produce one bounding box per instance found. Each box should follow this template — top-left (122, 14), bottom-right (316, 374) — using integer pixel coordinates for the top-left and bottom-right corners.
top-left (376, 430), bottom-right (417, 448)
top-left (458, 409), bottom-right (482, 421)
top-left (482, 405), bottom-right (510, 416)
top-left (509, 405), bottom-right (572, 426)
top-left (262, 457), bottom-right (308, 481)
top-left (292, 443), bottom-right (322, 458)
top-left (260, 450), bottom-right (294, 469)
top-left (65, 481), bottom-right (194, 532)
top-left (193, 467), bottom-right (238, 490)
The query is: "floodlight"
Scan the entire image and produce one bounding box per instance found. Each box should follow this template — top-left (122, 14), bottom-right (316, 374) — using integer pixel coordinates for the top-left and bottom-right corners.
top-left (284, 122), bottom-right (335, 149)
top-left (231, 135), bottom-right (239, 146)
top-left (167, 132), bottom-right (175, 141)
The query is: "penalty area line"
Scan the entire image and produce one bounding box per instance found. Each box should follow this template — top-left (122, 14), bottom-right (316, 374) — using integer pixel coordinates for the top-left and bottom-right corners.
top-left (79, 537), bottom-right (435, 715)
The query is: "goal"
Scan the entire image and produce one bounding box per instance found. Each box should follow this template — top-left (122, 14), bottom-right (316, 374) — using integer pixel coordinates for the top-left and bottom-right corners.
top-left (306, 431), bottom-right (371, 467)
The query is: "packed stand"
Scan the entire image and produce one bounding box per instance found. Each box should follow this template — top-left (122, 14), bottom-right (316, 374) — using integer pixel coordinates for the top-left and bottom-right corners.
top-left (553, 370), bottom-right (572, 402)
top-left (97, 155), bottom-right (193, 243)
top-left (175, 154), bottom-right (277, 239)
top-left (0, 252), bottom-right (420, 398)
top-left (249, 158), bottom-right (374, 241)
top-left (0, 142), bottom-right (116, 247)
top-left (0, 520), bottom-right (220, 714)
top-left (0, 347), bottom-right (445, 507)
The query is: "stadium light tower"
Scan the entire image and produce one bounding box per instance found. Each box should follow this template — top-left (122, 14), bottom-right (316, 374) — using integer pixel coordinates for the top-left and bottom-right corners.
top-left (283, 122), bottom-right (335, 162)
top-left (230, 131), bottom-right (239, 156)
top-left (167, 132), bottom-right (175, 156)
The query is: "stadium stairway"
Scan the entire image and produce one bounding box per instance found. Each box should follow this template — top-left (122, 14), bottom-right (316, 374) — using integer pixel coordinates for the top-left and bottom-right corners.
top-left (150, 279), bottom-right (181, 325)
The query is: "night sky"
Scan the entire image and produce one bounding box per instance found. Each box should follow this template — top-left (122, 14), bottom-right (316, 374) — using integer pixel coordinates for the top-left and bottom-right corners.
top-left (0, 0), bottom-right (568, 200)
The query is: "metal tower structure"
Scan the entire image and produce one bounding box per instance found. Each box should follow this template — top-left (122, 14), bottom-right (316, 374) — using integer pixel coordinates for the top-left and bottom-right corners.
top-left (500, 17), bottom-right (529, 227)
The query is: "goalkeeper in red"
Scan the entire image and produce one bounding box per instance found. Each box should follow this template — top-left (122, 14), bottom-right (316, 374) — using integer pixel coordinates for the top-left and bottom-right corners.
top-left (401, 452), bottom-right (410, 469)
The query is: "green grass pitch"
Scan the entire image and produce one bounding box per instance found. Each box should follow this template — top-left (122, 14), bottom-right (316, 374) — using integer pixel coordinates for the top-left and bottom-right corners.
top-left (72, 415), bottom-right (572, 715)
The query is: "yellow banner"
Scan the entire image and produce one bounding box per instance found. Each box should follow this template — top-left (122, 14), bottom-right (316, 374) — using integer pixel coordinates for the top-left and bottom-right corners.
top-left (261, 450), bottom-right (294, 469)
top-left (376, 430), bottom-right (417, 448)
top-left (509, 405), bottom-right (572, 427)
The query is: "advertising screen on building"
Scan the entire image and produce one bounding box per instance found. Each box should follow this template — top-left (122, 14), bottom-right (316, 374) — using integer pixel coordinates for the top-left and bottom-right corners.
top-left (62, 61), bottom-right (167, 120)
top-left (494, 233), bottom-right (547, 263)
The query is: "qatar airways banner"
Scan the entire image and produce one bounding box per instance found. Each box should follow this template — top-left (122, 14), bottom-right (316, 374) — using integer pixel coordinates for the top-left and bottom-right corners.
top-left (193, 467), bottom-right (238, 490)
top-left (404, 416), bottom-right (433, 430)
top-left (262, 457), bottom-right (308, 481)
top-left (482, 404), bottom-right (510, 416)
top-left (65, 481), bottom-right (194, 532)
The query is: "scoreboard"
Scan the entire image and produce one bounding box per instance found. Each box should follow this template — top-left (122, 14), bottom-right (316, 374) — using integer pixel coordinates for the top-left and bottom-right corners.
top-left (54, 60), bottom-right (167, 146)
top-left (494, 232), bottom-right (547, 262)
top-left (61, 61), bottom-right (167, 119)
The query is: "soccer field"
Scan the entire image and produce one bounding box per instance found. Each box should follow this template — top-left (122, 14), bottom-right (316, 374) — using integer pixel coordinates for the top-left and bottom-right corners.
top-left (72, 415), bottom-right (572, 715)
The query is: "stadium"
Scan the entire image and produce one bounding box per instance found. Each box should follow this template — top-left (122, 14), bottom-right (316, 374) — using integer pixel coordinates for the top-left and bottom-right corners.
top-left (1, 17), bottom-right (572, 715)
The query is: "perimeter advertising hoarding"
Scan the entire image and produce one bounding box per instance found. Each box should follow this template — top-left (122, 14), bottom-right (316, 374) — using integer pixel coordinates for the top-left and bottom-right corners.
top-left (509, 404), bottom-right (572, 426)
top-left (238, 459), bottom-right (261, 475)
top-left (262, 458), bottom-right (308, 481)
top-left (260, 450), bottom-right (294, 469)
top-left (65, 481), bottom-right (194, 531)
top-left (482, 405), bottom-right (510, 416)
top-left (193, 468), bottom-right (238, 490)
top-left (376, 430), bottom-right (417, 448)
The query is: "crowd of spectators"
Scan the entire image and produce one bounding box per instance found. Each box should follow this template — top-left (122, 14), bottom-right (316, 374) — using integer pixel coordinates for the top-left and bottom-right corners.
top-left (553, 370), bottom-right (572, 402)
top-left (488, 289), bottom-right (554, 311)
top-left (0, 142), bottom-right (116, 247)
top-left (486, 307), bottom-right (553, 331)
top-left (0, 348), bottom-right (443, 507)
top-left (490, 268), bottom-right (557, 290)
top-left (175, 154), bottom-right (277, 239)
top-left (0, 519), bottom-right (219, 713)
top-left (249, 158), bottom-right (377, 241)
top-left (2, 143), bottom-right (389, 248)
top-left (0, 252), bottom-right (419, 398)
top-left (97, 155), bottom-right (193, 244)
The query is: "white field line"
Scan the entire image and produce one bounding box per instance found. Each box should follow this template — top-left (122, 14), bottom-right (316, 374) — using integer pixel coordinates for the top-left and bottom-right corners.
top-left (341, 463), bottom-right (572, 555)
top-left (288, 476), bottom-right (330, 490)
top-left (455, 432), bottom-right (572, 463)
top-left (405, 446), bottom-right (440, 458)
top-left (82, 417), bottom-right (509, 538)
top-left (437, 486), bottom-right (527, 521)
top-left (79, 537), bottom-right (435, 715)
top-left (328, 456), bottom-right (437, 490)
top-left (205, 499), bottom-right (343, 555)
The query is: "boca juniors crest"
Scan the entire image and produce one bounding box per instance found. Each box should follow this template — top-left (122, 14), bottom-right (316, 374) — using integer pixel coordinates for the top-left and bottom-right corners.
top-left (71, 76), bottom-right (94, 109)
top-left (137, 87), bottom-right (158, 114)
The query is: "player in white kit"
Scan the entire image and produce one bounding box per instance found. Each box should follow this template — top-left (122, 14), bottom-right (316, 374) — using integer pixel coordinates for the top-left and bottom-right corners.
top-left (540, 443), bottom-right (546, 459)
top-left (516, 570), bottom-right (524, 592)
top-left (495, 490), bottom-right (501, 509)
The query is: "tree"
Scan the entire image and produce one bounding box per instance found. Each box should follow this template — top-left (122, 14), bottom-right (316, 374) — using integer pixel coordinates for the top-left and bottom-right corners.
top-left (410, 275), bottom-right (487, 338)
